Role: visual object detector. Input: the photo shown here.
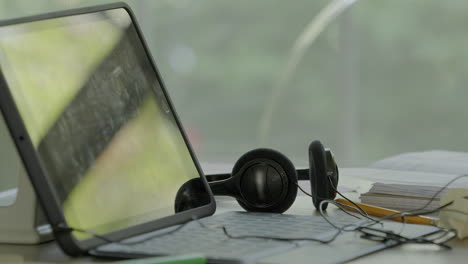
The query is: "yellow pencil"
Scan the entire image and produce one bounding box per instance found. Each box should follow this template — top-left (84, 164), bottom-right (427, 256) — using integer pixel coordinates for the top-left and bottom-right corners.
top-left (335, 198), bottom-right (437, 226)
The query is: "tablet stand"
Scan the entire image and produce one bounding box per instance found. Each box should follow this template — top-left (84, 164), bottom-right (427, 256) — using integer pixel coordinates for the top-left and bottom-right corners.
top-left (0, 114), bottom-right (53, 244)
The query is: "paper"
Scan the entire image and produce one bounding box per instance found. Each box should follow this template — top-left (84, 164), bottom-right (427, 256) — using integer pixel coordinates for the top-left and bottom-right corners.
top-left (343, 167), bottom-right (468, 188)
top-left (359, 192), bottom-right (440, 212)
top-left (343, 150), bottom-right (468, 212)
top-left (371, 150), bottom-right (468, 175)
top-left (438, 188), bottom-right (468, 239)
top-left (438, 189), bottom-right (468, 239)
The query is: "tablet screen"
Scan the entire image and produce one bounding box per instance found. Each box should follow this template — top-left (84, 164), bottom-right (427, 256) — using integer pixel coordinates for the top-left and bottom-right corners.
top-left (0, 8), bottom-right (211, 239)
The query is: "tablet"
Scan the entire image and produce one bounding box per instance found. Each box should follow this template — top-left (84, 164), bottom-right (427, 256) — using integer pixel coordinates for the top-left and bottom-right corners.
top-left (0, 2), bottom-right (215, 255)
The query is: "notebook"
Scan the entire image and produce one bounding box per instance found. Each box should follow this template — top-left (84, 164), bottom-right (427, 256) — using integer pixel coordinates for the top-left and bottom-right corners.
top-left (0, 3), bottom-right (439, 263)
top-left (350, 151), bottom-right (468, 211)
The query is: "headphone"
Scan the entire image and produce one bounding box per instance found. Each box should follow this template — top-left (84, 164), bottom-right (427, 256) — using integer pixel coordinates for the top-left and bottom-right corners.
top-left (175, 140), bottom-right (339, 214)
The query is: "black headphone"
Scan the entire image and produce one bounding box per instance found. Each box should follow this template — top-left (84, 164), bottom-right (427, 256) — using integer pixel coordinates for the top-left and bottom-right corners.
top-left (175, 140), bottom-right (339, 214)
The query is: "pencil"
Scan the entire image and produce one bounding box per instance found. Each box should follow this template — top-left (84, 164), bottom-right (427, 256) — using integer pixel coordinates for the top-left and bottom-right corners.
top-left (335, 198), bottom-right (437, 226)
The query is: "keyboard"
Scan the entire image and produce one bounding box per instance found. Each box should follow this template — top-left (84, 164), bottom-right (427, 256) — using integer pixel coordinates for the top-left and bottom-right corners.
top-left (97, 212), bottom-right (358, 263)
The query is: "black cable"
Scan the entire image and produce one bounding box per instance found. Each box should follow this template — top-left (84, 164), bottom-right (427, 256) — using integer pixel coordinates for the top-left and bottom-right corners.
top-left (404, 201), bottom-right (454, 217)
top-left (58, 175), bottom-right (467, 249)
top-left (294, 181), bottom-right (328, 200)
top-left (333, 202), bottom-right (364, 219)
top-left (294, 181), bottom-right (377, 223)
top-left (374, 175), bottom-right (468, 223)
top-left (441, 209), bottom-right (468, 215)
top-left (327, 175), bottom-right (369, 217)
top-left (294, 177), bottom-right (382, 229)
top-left (405, 175), bottom-right (466, 216)
top-left (312, 174), bottom-right (468, 247)
top-left (294, 182), bottom-right (361, 219)
top-left (294, 175), bottom-right (369, 217)
top-left (219, 225), bottom-right (341, 244)
top-left (357, 226), bottom-right (456, 249)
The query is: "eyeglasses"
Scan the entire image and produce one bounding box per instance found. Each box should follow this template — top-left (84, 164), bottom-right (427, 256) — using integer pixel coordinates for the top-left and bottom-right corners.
top-left (356, 226), bottom-right (457, 249)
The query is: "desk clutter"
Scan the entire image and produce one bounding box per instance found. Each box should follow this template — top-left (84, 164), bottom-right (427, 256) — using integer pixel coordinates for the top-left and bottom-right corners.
top-left (2, 3), bottom-right (424, 263)
top-left (0, 2), bottom-right (467, 263)
top-left (348, 151), bottom-right (468, 238)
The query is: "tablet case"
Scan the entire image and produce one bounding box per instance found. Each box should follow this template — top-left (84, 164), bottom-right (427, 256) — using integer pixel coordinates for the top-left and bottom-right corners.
top-left (0, 112), bottom-right (53, 244)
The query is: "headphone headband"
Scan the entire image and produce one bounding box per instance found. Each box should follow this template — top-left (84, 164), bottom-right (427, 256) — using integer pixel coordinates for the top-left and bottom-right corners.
top-left (175, 140), bottom-right (339, 213)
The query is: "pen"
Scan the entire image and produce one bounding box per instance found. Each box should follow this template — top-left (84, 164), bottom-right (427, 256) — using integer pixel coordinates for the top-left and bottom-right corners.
top-left (335, 198), bottom-right (437, 226)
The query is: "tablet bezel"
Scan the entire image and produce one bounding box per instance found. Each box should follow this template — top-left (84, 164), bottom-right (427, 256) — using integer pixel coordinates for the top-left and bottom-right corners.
top-left (0, 2), bottom-right (216, 256)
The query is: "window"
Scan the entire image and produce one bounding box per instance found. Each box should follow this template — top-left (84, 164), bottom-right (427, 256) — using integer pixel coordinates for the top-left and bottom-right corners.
top-left (1, 0), bottom-right (467, 178)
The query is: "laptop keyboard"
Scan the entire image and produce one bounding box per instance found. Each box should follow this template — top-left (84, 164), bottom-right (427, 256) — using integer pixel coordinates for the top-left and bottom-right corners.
top-left (97, 212), bottom-right (358, 263)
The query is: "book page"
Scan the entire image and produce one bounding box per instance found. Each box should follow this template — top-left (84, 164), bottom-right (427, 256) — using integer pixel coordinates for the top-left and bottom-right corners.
top-left (370, 150), bottom-right (468, 175)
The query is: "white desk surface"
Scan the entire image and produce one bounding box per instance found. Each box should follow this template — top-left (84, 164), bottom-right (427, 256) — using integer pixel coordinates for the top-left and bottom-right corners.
top-left (1, 173), bottom-right (467, 264)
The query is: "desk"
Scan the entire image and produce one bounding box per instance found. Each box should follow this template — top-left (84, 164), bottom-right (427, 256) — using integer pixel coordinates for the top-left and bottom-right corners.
top-left (1, 173), bottom-right (467, 264)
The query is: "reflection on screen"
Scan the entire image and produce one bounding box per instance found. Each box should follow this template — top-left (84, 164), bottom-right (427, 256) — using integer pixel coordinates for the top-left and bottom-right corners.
top-left (0, 8), bottom-right (211, 239)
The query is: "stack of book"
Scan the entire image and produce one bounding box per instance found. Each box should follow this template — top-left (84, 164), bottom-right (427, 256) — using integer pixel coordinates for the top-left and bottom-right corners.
top-left (350, 151), bottom-right (468, 212)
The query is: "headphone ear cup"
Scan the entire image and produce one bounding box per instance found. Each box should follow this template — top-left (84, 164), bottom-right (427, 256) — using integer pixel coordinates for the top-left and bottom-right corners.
top-left (232, 148), bottom-right (298, 213)
top-left (174, 178), bottom-right (211, 213)
top-left (326, 154), bottom-right (339, 199)
top-left (309, 140), bottom-right (331, 210)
